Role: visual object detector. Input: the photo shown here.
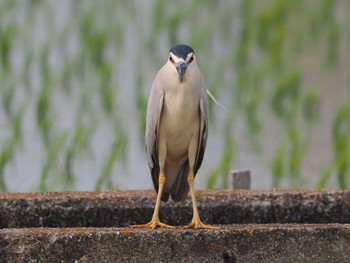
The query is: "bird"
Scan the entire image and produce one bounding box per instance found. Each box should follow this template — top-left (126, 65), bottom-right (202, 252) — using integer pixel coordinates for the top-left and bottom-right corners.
top-left (130, 44), bottom-right (218, 229)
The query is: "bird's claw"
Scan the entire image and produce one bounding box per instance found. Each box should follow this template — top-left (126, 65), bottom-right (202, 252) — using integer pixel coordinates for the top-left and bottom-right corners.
top-left (182, 218), bottom-right (221, 230)
top-left (129, 219), bottom-right (176, 229)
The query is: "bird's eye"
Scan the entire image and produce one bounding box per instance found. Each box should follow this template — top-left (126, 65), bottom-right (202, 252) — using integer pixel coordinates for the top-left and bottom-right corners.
top-left (188, 55), bottom-right (194, 63)
top-left (169, 56), bottom-right (174, 63)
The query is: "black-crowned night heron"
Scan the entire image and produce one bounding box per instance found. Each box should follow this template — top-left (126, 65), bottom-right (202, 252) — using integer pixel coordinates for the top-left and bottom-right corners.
top-left (131, 44), bottom-right (218, 229)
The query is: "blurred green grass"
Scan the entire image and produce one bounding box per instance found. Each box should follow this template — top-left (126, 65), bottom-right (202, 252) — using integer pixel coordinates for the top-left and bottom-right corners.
top-left (0, 0), bottom-right (349, 191)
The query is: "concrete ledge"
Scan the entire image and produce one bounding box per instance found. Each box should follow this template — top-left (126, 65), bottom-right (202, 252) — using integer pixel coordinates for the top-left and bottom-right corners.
top-left (1, 224), bottom-right (350, 262)
top-left (1, 190), bottom-right (350, 227)
top-left (1, 190), bottom-right (350, 262)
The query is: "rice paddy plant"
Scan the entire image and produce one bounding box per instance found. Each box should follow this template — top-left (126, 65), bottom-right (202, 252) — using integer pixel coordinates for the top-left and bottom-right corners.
top-left (318, 103), bottom-right (350, 189)
top-left (63, 121), bottom-right (95, 189)
top-left (0, 25), bottom-right (14, 71)
top-left (39, 134), bottom-right (67, 192)
top-left (135, 69), bottom-right (148, 143)
top-left (0, 105), bottom-right (24, 191)
top-left (232, 0), bottom-right (347, 189)
top-left (95, 122), bottom-right (128, 191)
top-left (0, 139), bottom-right (15, 191)
top-left (207, 112), bottom-right (235, 189)
top-left (2, 82), bottom-right (14, 117)
top-left (0, 0), bottom-right (349, 192)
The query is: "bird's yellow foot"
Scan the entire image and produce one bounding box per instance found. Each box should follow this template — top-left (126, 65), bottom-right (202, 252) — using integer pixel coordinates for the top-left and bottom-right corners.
top-left (129, 218), bottom-right (176, 229)
top-left (182, 217), bottom-right (221, 230)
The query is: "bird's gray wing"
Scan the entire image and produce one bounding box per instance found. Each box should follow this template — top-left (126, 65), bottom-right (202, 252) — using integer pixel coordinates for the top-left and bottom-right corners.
top-left (145, 79), bottom-right (164, 194)
top-left (194, 93), bottom-right (209, 175)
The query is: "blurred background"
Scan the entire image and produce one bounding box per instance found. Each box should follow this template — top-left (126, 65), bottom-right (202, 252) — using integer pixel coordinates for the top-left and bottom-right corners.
top-left (0, 0), bottom-right (349, 192)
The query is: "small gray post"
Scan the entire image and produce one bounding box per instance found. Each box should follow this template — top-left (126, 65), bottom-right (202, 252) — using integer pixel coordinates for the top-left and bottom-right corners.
top-left (231, 169), bottom-right (251, 189)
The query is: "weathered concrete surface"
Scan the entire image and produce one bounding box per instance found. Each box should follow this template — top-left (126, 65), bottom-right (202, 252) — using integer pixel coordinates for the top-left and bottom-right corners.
top-left (1, 224), bottom-right (350, 262)
top-left (1, 190), bottom-right (350, 228)
top-left (1, 190), bottom-right (350, 262)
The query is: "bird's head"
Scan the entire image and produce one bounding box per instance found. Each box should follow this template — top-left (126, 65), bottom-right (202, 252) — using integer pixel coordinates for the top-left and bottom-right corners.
top-left (168, 44), bottom-right (196, 82)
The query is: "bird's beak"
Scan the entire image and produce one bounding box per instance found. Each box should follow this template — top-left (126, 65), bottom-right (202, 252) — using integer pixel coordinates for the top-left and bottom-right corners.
top-left (175, 62), bottom-right (188, 82)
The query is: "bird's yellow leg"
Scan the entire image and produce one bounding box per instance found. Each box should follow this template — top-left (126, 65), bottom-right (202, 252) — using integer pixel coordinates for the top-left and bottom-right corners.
top-left (183, 168), bottom-right (221, 230)
top-left (129, 169), bottom-right (175, 229)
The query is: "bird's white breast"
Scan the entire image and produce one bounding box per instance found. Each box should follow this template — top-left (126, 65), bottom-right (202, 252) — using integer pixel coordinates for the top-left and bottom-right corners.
top-left (159, 79), bottom-right (201, 160)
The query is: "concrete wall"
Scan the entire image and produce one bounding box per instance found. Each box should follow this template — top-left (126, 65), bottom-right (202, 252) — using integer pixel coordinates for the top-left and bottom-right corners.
top-left (1, 190), bottom-right (350, 262)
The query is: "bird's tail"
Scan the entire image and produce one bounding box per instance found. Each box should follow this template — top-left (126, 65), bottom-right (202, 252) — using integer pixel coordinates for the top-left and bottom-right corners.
top-left (169, 161), bottom-right (190, 202)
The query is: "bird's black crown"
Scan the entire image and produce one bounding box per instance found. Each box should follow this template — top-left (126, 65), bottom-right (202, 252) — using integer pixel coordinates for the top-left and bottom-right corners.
top-left (169, 44), bottom-right (194, 60)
